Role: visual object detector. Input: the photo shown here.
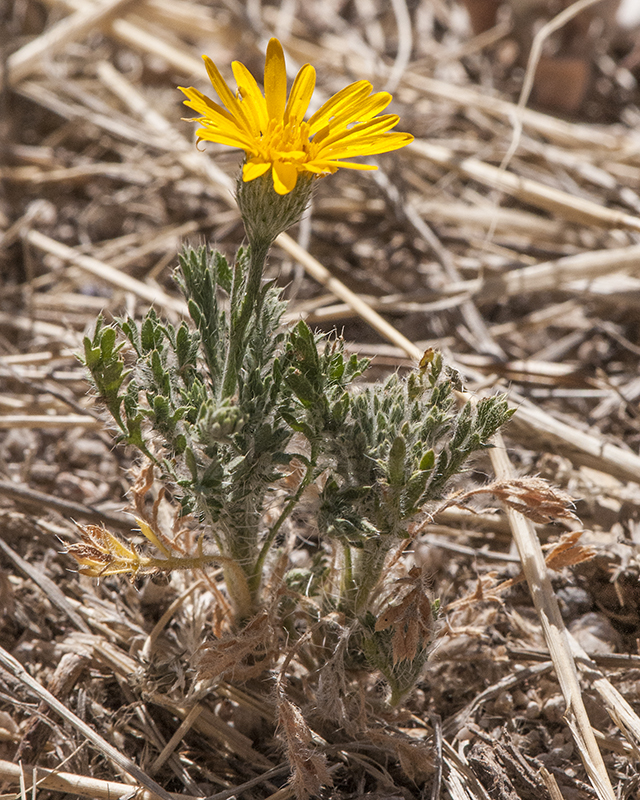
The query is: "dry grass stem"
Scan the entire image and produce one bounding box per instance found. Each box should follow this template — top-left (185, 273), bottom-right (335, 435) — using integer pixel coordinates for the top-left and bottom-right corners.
top-left (0, 645), bottom-right (177, 800)
top-left (489, 435), bottom-right (616, 800)
top-left (0, 758), bottom-right (194, 800)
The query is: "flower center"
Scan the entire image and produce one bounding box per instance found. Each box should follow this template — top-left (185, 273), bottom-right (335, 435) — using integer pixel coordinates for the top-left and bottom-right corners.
top-left (258, 119), bottom-right (313, 164)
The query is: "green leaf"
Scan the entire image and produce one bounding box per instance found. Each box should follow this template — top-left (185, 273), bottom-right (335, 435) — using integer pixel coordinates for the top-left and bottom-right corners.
top-left (387, 435), bottom-right (406, 486)
top-left (214, 250), bottom-right (233, 294)
top-left (185, 447), bottom-right (198, 481)
top-left (286, 371), bottom-right (317, 406)
top-left (83, 337), bottom-right (101, 369)
top-left (187, 299), bottom-right (202, 328)
top-left (100, 327), bottom-right (116, 361)
top-left (141, 311), bottom-right (163, 352)
top-left (119, 317), bottom-right (142, 356)
top-left (419, 449), bottom-right (435, 471)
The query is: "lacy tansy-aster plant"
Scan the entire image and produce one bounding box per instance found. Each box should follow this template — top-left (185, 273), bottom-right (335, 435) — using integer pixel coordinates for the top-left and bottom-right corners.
top-left (72, 38), bottom-right (514, 799)
top-left (179, 37), bottom-right (413, 196)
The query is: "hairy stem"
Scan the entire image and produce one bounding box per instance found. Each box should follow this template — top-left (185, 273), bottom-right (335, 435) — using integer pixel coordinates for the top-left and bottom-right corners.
top-left (351, 538), bottom-right (391, 616)
top-left (220, 239), bottom-right (270, 399)
top-left (339, 544), bottom-right (356, 613)
top-left (249, 450), bottom-right (318, 598)
top-left (221, 561), bottom-right (253, 622)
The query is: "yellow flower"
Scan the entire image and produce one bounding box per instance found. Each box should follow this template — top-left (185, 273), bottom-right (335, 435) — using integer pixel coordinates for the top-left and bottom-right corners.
top-left (179, 38), bottom-right (413, 195)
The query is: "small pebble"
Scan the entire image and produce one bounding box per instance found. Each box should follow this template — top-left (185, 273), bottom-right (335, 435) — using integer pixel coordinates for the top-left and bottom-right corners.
top-left (492, 690), bottom-right (513, 715)
top-left (524, 699), bottom-right (541, 719)
top-left (457, 726), bottom-right (473, 742)
top-left (543, 694), bottom-right (566, 723)
top-left (67, 437), bottom-right (110, 468)
top-left (512, 689), bottom-right (528, 708)
top-left (569, 612), bottom-right (621, 654)
top-left (556, 585), bottom-right (592, 619)
top-left (1, 429), bottom-right (38, 461)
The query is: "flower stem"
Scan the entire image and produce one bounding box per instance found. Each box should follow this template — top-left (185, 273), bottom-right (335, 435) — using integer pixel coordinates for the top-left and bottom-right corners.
top-left (124, 551), bottom-right (236, 574)
top-left (341, 538), bottom-right (391, 617)
top-left (249, 450), bottom-right (318, 597)
top-left (137, 551), bottom-right (253, 620)
top-left (339, 544), bottom-right (356, 613)
top-left (220, 238), bottom-right (271, 399)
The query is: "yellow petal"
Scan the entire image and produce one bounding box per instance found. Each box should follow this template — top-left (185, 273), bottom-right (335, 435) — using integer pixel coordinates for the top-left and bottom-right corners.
top-left (332, 163), bottom-right (377, 170)
top-left (264, 38), bottom-right (287, 122)
top-left (195, 126), bottom-right (258, 152)
top-left (312, 92), bottom-right (393, 140)
top-left (354, 91), bottom-right (393, 120)
top-left (272, 161), bottom-right (298, 194)
top-left (231, 60), bottom-right (268, 134)
top-left (300, 162), bottom-right (333, 174)
top-left (327, 128), bottom-right (411, 150)
top-left (243, 160), bottom-right (271, 181)
top-left (316, 115), bottom-right (401, 150)
top-left (284, 64), bottom-right (316, 126)
top-left (203, 55), bottom-right (255, 136)
top-left (318, 135), bottom-right (413, 161)
top-left (179, 86), bottom-right (236, 123)
top-left (308, 81), bottom-right (372, 134)
top-left (307, 160), bottom-right (376, 172)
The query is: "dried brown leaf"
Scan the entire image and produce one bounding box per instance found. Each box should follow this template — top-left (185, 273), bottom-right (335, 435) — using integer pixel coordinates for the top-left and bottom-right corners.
top-left (443, 477), bottom-right (579, 524)
top-left (369, 729), bottom-right (435, 784)
top-left (375, 567), bottom-right (435, 664)
top-left (130, 462), bottom-right (155, 519)
top-left (444, 573), bottom-right (505, 612)
top-left (278, 696), bottom-right (332, 800)
top-left (129, 462), bottom-right (186, 555)
top-left (543, 530), bottom-right (596, 570)
top-left (197, 611), bottom-right (277, 682)
top-left (484, 478), bottom-right (579, 523)
top-left (487, 531), bottom-right (595, 596)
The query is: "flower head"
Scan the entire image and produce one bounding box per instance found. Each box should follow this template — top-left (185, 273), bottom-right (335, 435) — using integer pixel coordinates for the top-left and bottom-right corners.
top-left (179, 39), bottom-right (413, 195)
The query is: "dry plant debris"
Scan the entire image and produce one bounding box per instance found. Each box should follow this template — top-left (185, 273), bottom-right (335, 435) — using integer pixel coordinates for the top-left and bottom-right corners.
top-left (2, 1), bottom-right (640, 799)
